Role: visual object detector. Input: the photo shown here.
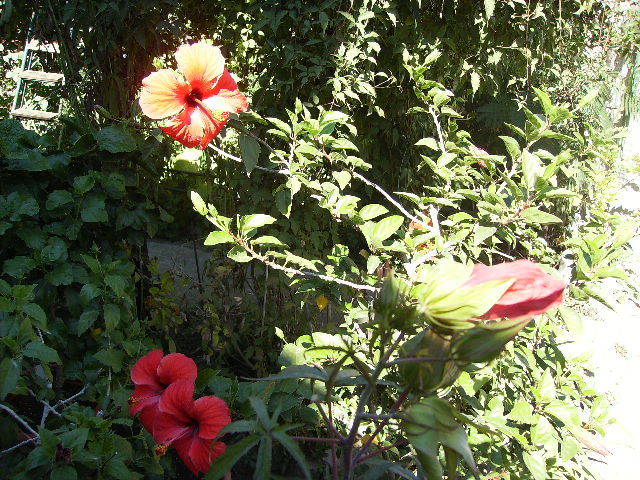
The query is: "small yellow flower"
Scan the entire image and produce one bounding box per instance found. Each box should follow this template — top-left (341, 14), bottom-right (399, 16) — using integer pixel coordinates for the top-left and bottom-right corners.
top-left (316, 295), bottom-right (329, 311)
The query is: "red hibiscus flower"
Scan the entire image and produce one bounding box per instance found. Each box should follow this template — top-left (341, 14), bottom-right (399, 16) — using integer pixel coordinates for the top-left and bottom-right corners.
top-left (153, 380), bottom-right (230, 476)
top-left (139, 41), bottom-right (248, 149)
top-left (129, 350), bottom-right (197, 432)
top-left (463, 259), bottom-right (565, 320)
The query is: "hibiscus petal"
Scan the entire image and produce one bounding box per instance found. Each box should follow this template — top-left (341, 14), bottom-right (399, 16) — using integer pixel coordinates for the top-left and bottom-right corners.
top-left (173, 435), bottom-right (200, 476)
top-left (131, 349), bottom-right (164, 387)
top-left (138, 405), bottom-right (159, 434)
top-left (158, 379), bottom-right (194, 424)
top-left (190, 395), bottom-right (231, 439)
top-left (129, 384), bottom-right (161, 416)
top-left (153, 412), bottom-right (192, 446)
top-left (202, 69), bottom-right (249, 114)
top-left (187, 435), bottom-right (226, 475)
top-left (139, 70), bottom-right (190, 120)
top-left (160, 107), bottom-right (220, 149)
top-left (175, 42), bottom-right (225, 91)
top-left (157, 353), bottom-right (198, 385)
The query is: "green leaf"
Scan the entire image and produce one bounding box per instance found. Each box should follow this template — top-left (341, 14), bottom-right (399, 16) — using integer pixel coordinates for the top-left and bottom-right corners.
top-left (371, 215), bottom-right (404, 243)
top-left (204, 231), bottom-right (235, 246)
top-left (263, 365), bottom-right (329, 382)
top-left (521, 150), bottom-right (542, 191)
top-left (103, 303), bottom-right (120, 333)
top-left (104, 275), bottom-right (127, 295)
top-left (81, 193), bottom-right (108, 223)
top-left (3, 256), bottom-right (36, 278)
top-left (239, 134), bottom-right (261, 174)
top-left (519, 208), bottom-right (562, 225)
top-left (533, 88), bottom-right (553, 117)
top-left (0, 357), bottom-right (21, 400)
top-left (94, 348), bottom-right (123, 372)
top-left (73, 175), bottom-right (95, 194)
top-left (416, 138), bottom-right (439, 150)
top-left (359, 204), bottom-right (389, 221)
top-left (22, 303), bottom-right (47, 327)
top-left (523, 451), bottom-right (547, 480)
top-left (499, 136), bottom-right (521, 162)
top-left (240, 214), bottom-right (277, 233)
top-left (23, 341), bottom-right (60, 363)
top-left (332, 171), bottom-right (351, 190)
top-left (254, 436), bottom-right (272, 480)
top-left (272, 430), bottom-right (312, 480)
top-left (41, 237), bottom-right (68, 264)
top-left (537, 369), bottom-right (556, 402)
top-left (191, 191), bottom-right (207, 215)
top-left (473, 225), bottom-right (496, 246)
top-left (51, 466), bottom-right (77, 480)
top-left (47, 263), bottom-right (74, 286)
top-left (95, 125), bottom-right (137, 153)
top-left (508, 400), bottom-right (534, 424)
top-left (77, 309), bottom-right (99, 336)
top-left (470, 71), bottom-right (480, 94)
top-left (252, 236), bottom-right (288, 248)
top-left (205, 434), bottom-right (262, 480)
top-left (227, 245), bottom-right (253, 263)
top-left (46, 190), bottom-right (74, 210)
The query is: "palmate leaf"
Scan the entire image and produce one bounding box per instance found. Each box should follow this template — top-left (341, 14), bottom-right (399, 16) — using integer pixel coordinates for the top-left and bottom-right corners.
top-left (205, 434), bottom-right (262, 480)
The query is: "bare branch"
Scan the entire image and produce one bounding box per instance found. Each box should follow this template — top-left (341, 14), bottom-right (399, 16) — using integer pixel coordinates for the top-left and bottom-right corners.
top-left (0, 403), bottom-right (37, 437)
top-left (208, 144), bottom-right (287, 175)
top-left (428, 106), bottom-right (447, 153)
top-left (0, 437), bottom-right (37, 456)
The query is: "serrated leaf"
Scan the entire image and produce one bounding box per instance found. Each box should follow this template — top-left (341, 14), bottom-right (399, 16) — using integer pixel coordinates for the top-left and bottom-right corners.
top-left (520, 208), bottom-right (562, 225)
top-left (416, 138), bottom-right (439, 150)
top-left (523, 450), bottom-right (547, 480)
top-left (23, 341), bottom-right (60, 363)
top-left (204, 231), bottom-right (235, 246)
top-left (359, 204), bottom-right (389, 221)
top-left (227, 245), bottom-right (253, 263)
top-left (103, 303), bottom-right (120, 333)
top-left (0, 358), bottom-right (21, 400)
top-left (95, 125), bottom-right (137, 153)
top-left (470, 71), bottom-right (480, 94)
top-left (372, 215), bottom-right (404, 243)
top-left (240, 214), bottom-right (277, 233)
top-left (239, 134), bottom-right (261, 174)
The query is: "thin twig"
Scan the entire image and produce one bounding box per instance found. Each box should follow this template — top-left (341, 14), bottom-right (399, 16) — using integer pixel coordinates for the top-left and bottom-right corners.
top-left (352, 171), bottom-right (435, 232)
top-left (356, 439), bottom-right (409, 465)
top-left (208, 144), bottom-right (286, 175)
top-left (314, 400), bottom-right (345, 441)
top-left (353, 388), bottom-right (410, 465)
top-left (0, 403), bottom-right (37, 437)
top-left (291, 436), bottom-right (340, 444)
top-left (342, 332), bottom-right (405, 480)
top-left (383, 356), bottom-right (449, 367)
top-left (428, 106), bottom-right (447, 153)
top-left (233, 233), bottom-right (378, 292)
top-left (0, 437), bottom-right (37, 456)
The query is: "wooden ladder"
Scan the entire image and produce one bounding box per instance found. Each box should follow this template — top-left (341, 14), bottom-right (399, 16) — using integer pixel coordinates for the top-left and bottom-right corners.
top-left (10, 13), bottom-right (65, 122)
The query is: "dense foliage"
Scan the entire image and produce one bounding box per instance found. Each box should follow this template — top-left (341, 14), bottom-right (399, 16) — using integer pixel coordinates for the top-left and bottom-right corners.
top-left (0, 0), bottom-right (637, 479)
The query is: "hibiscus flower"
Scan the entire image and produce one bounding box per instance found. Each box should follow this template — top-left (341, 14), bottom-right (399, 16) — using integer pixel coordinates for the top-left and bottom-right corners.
top-left (463, 259), bottom-right (565, 320)
top-left (153, 379), bottom-right (230, 476)
top-left (139, 41), bottom-right (248, 148)
top-left (129, 350), bottom-right (198, 433)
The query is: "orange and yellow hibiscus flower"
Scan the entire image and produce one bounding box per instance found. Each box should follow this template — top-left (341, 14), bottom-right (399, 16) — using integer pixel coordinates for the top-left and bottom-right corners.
top-left (139, 41), bottom-right (248, 148)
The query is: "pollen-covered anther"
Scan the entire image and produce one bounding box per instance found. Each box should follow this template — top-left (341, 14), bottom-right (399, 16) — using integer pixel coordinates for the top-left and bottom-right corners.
top-left (212, 110), bottom-right (230, 122)
top-left (154, 444), bottom-right (168, 456)
top-left (128, 396), bottom-right (139, 406)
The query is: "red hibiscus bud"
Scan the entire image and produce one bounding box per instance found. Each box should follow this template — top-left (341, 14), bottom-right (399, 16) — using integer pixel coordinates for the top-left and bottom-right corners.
top-left (463, 260), bottom-right (565, 320)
